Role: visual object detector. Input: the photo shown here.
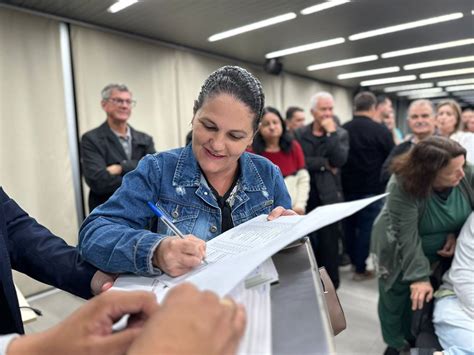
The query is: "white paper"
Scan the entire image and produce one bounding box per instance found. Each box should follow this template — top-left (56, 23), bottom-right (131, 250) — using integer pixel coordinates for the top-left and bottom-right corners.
top-left (113, 194), bottom-right (386, 301)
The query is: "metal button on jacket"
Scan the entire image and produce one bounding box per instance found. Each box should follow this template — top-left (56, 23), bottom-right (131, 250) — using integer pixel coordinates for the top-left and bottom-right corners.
top-left (210, 225), bottom-right (218, 233)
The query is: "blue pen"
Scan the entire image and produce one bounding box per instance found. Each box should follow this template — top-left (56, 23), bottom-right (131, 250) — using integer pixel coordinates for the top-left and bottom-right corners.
top-left (147, 201), bottom-right (208, 265)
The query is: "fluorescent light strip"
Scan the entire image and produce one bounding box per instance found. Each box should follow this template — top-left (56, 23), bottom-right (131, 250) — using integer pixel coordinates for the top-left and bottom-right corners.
top-left (420, 67), bottom-right (474, 79)
top-left (349, 13), bottom-right (463, 41)
top-left (383, 83), bottom-right (434, 93)
top-left (208, 13), bottom-right (296, 42)
top-left (301, 0), bottom-right (350, 15)
top-left (307, 55), bottom-right (378, 71)
top-left (446, 85), bottom-right (474, 92)
top-left (266, 37), bottom-right (345, 59)
top-left (382, 38), bottom-right (474, 58)
top-left (338, 66), bottom-right (400, 80)
top-left (107, 0), bottom-right (138, 13)
top-left (437, 78), bottom-right (474, 86)
top-left (360, 75), bottom-right (416, 87)
top-left (397, 88), bottom-right (443, 96)
top-left (408, 92), bottom-right (449, 99)
top-left (404, 56), bottom-right (474, 70)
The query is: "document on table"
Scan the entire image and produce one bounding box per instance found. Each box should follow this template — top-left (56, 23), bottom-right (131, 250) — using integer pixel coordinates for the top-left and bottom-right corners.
top-left (113, 194), bottom-right (386, 301)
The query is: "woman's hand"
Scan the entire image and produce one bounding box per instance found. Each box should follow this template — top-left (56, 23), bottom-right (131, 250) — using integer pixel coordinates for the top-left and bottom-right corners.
top-left (90, 271), bottom-right (118, 295)
top-left (154, 235), bottom-right (206, 277)
top-left (267, 206), bottom-right (297, 221)
top-left (409, 281), bottom-right (433, 311)
top-left (293, 207), bottom-right (305, 215)
top-left (437, 233), bottom-right (456, 257)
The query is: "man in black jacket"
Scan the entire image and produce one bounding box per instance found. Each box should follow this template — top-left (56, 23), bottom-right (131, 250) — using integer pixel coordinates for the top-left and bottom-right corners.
top-left (341, 92), bottom-right (394, 280)
top-left (80, 84), bottom-right (155, 212)
top-left (295, 92), bottom-right (349, 289)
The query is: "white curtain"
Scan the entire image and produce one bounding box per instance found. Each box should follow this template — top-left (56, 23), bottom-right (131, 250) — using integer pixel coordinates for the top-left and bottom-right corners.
top-left (0, 8), bottom-right (78, 295)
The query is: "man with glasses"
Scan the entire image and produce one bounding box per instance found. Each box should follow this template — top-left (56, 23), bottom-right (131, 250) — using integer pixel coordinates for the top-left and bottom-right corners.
top-left (80, 84), bottom-right (155, 212)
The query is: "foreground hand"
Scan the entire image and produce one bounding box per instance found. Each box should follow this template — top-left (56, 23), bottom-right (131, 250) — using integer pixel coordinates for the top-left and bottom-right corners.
top-left (106, 164), bottom-right (123, 176)
top-left (437, 233), bottom-right (456, 258)
top-left (267, 206), bottom-right (297, 221)
top-left (128, 283), bottom-right (246, 355)
top-left (91, 270), bottom-right (118, 295)
top-left (8, 291), bottom-right (158, 355)
top-left (154, 235), bottom-right (206, 277)
top-left (410, 281), bottom-right (433, 311)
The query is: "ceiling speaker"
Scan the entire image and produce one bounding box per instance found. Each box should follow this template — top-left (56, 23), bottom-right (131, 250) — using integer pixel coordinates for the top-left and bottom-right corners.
top-left (264, 58), bottom-right (283, 75)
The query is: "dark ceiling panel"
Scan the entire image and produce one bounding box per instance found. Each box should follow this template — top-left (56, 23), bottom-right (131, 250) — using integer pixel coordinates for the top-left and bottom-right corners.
top-left (1, 0), bottom-right (472, 92)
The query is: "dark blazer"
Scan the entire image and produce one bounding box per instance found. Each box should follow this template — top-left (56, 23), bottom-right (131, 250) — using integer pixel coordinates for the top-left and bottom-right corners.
top-left (0, 187), bottom-right (96, 334)
top-left (80, 121), bottom-right (155, 211)
top-left (295, 124), bottom-right (349, 208)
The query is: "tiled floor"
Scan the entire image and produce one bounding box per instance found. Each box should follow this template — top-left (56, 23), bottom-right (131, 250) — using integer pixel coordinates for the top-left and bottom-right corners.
top-left (25, 265), bottom-right (386, 354)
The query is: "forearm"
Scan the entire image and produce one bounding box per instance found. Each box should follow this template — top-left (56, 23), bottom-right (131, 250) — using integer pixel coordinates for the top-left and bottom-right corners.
top-left (6, 332), bottom-right (52, 355)
top-left (79, 218), bottom-right (164, 275)
top-left (292, 169), bottom-right (310, 210)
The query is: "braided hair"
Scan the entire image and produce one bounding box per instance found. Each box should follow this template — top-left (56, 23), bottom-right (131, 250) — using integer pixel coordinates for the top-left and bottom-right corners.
top-left (193, 66), bottom-right (265, 132)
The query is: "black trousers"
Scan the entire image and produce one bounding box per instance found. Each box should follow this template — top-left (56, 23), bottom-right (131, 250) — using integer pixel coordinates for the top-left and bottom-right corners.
top-left (309, 222), bottom-right (341, 289)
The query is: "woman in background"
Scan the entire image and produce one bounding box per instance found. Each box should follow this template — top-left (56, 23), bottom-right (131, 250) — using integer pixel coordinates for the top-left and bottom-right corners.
top-left (371, 137), bottom-right (474, 355)
top-left (251, 106), bottom-right (310, 215)
top-left (438, 100), bottom-right (474, 163)
top-left (436, 100), bottom-right (462, 138)
top-left (383, 110), bottom-right (403, 145)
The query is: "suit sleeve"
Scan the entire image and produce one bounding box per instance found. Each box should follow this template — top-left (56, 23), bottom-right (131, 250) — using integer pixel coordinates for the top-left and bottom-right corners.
top-left (1, 188), bottom-right (96, 299)
top-left (81, 133), bottom-right (123, 194)
top-left (120, 135), bottom-right (156, 174)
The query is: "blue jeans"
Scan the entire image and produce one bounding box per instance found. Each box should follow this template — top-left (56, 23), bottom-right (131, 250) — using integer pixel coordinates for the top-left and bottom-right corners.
top-left (433, 296), bottom-right (474, 355)
top-left (343, 193), bottom-right (383, 273)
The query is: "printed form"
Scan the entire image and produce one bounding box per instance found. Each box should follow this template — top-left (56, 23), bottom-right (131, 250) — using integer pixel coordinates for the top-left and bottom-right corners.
top-left (113, 194), bottom-right (386, 300)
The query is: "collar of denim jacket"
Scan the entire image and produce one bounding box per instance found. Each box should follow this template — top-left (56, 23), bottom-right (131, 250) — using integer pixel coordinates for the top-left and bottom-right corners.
top-left (172, 145), bottom-right (266, 193)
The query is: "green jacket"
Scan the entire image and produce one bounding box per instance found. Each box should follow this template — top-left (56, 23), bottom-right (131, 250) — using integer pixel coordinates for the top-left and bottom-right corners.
top-left (371, 164), bottom-right (474, 291)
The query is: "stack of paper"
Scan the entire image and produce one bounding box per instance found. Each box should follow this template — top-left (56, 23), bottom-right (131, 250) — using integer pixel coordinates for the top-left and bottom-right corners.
top-left (231, 258), bottom-right (277, 355)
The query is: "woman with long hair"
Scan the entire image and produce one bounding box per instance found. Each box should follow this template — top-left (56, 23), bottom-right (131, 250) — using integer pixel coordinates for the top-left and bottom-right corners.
top-left (371, 137), bottom-right (474, 354)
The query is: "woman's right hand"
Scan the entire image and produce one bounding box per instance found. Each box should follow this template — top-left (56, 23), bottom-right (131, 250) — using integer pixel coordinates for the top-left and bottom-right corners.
top-left (409, 281), bottom-right (433, 311)
top-left (153, 235), bottom-right (206, 277)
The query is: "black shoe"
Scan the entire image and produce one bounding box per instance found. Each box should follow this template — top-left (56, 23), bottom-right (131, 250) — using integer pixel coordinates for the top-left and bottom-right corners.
top-left (384, 347), bottom-right (400, 355)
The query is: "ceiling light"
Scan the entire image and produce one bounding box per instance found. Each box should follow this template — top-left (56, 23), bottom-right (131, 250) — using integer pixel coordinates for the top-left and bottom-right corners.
top-left (349, 13), bottom-right (463, 41)
top-left (265, 37), bottom-right (345, 59)
top-left (397, 88), bottom-right (443, 96)
top-left (208, 13), bottom-right (296, 42)
top-left (360, 75), bottom-right (417, 87)
top-left (437, 78), bottom-right (474, 86)
top-left (301, 0), bottom-right (350, 15)
top-left (420, 67), bottom-right (474, 79)
top-left (408, 92), bottom-right (449, 99)
top-left (404, 56), bottom-right (474, 70)
top-left (383, 83), bottom-right (434, 92)
top-left (338, 66), bottom-right (400, 80)
top-left (307, 55), bottom-right (378, 71)
top-left (107, 0), bottom-right (138, 13)
top-left (446, 84), bottom-right (474, 92)
top-left (381, 38), bottom-right (474, 58)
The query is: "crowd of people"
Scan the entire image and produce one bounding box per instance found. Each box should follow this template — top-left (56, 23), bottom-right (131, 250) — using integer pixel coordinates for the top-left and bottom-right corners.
top-left (1, 64), bottom-right (473, 355)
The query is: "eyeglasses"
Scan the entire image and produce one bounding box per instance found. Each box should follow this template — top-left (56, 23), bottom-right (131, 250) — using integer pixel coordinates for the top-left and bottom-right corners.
top-left (107, 98), bottom-right (137, 107)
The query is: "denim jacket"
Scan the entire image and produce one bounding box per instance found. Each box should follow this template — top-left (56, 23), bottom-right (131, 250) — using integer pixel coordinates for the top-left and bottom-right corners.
top-left (79, 145), bottom-right (291, 275)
